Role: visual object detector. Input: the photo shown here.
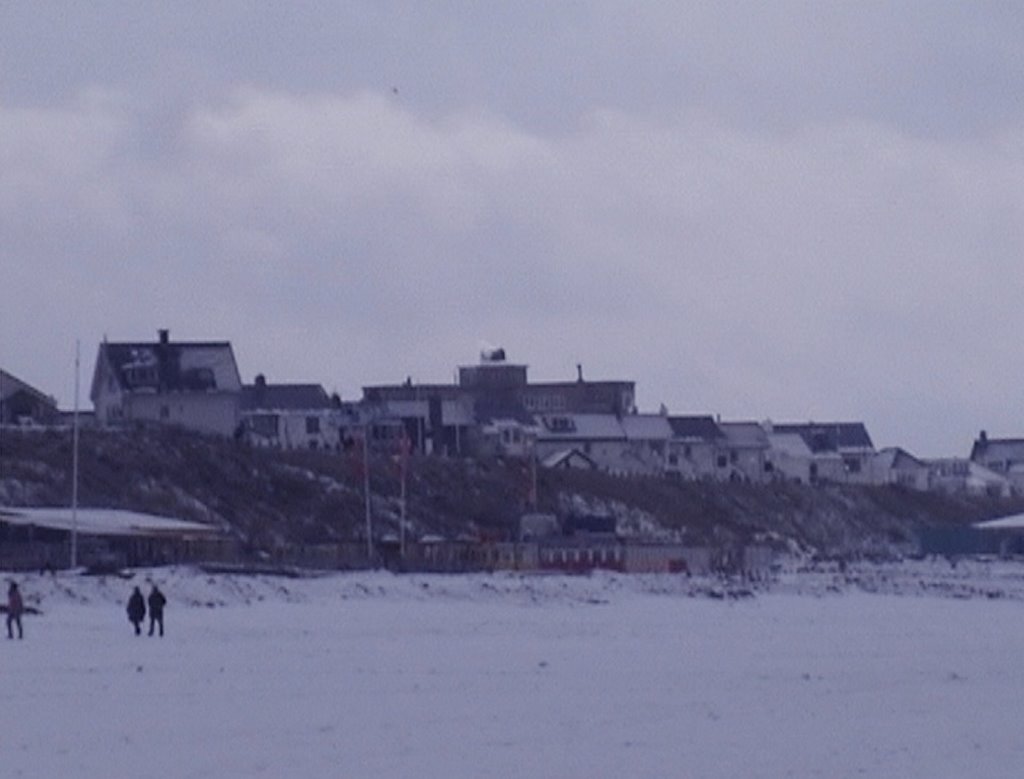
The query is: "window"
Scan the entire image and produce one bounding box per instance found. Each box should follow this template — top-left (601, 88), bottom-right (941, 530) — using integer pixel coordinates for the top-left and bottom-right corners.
top-left (125, 366), bottom-right (157, 386)
top-left (160, 405), bottom-right (170, 420)
top-left (717, 455), bottom-right (727, 468)
top-left (306, 416), bottom-right (321, 435)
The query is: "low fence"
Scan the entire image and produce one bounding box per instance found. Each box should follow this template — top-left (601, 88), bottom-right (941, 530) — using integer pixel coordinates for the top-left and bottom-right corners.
top-left (1, 535), bottom-right (776, 577)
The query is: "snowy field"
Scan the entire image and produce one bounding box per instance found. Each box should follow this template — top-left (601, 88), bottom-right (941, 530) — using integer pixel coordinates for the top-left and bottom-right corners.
top-left (4, 560), bottom-right (1024, 778)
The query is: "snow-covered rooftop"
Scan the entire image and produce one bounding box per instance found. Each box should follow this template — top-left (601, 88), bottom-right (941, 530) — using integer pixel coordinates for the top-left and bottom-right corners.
top-left (0, 507), bottom-right (222, 538)
top-left (974, 513), bottom-right (1024, 531)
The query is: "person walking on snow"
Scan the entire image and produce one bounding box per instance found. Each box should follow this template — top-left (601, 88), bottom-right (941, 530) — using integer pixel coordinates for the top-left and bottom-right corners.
top-left (148, 585), bottom-right (166, 637)
top-left (7, 581), bottom-right (24, 639)
top-left (127, 586), bottom-right (146, 635)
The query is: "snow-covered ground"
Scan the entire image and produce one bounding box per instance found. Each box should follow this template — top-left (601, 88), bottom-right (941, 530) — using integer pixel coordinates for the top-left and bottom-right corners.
top-left (4, 559), bottom-right (1024, 778)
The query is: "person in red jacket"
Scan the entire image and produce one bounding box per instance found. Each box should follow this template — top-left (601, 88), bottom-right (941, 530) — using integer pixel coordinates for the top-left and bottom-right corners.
top-left (7, 581), bottom-right (24, 639)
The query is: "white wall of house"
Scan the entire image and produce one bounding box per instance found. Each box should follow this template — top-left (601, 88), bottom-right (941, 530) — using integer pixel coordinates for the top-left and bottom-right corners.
top-left (91, 353), bottom-right (124, 425)
top-left (665, 440), bottom-right (718, 480)
top-left (127, 393), bottom-right (240, 437)
top-left (929, 459), bottom-right (1012, 497)
top-left (837, 449), bottom-right (877, 485)
top-left (768, 449), bottom-right (812, 484)
top-left (809, 453), bottom-right (847, 484)
top-left (480, 420), bottom-right (537, 458)
top-left (244, 409), bottom-right (342, 451)
top-left (712, 445), bottom-right (768, 483)
top-left (867, 452), bottom-right (931, 490)
top-left (535, 439), bottom-right (632, 473)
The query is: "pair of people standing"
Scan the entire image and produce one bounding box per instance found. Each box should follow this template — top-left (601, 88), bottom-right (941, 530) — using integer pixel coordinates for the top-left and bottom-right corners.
top-left (127, 585), bottom-right (166, 637)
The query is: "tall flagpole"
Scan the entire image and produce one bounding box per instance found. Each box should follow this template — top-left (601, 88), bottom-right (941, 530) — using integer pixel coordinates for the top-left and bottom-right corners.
top-left (71, 339), bottom-right (80, 569)
top-left (399, 431), bottom-right (408, 560)
top-left (363, 426), bottom-right (373, 562)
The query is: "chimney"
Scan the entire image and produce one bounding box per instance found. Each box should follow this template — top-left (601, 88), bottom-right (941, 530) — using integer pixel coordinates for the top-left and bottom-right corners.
top-left (156, 329), bottom-right (170, 392)
top-left (576, 363), bottom-right (583, 383)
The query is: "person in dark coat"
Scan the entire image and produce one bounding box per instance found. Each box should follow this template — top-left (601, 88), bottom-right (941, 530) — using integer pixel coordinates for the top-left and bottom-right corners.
top-left (127, 586), bottom-right (146, 635)
top-left (7, 581), bottom-right (24, 639)
top-left (147, 585), bottom-right (167, 637)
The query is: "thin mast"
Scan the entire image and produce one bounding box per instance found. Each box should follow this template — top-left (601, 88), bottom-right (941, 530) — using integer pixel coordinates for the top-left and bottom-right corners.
top-left (71, 339), bottom-right (80, 568)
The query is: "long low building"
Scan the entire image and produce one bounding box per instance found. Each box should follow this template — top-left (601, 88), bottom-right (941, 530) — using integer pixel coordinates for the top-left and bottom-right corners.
top-left (0, 507), bottom-right (232, 570)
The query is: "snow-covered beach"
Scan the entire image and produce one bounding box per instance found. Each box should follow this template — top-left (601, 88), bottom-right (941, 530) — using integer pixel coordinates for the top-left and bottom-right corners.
top-left (4, 561), bottom-right (1024, 778)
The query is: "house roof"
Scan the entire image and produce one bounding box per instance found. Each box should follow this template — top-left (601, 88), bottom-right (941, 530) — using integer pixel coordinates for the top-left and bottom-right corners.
top-left (767, 432), bottom-right (813, 458)
top-left (0, 369), bottom-right (55, 407)
top-left (475, 408), bottom-right (537, 426)
top-left (975, 513), bottom-right (1024, 531)
top-left (93, 333), bottom-right (242, 397)
top-left (667, 415), bottom-right (723, 441)
top-left (772, 422), bottom-right (874, 453)
top-left (719, 421), bottom-right (769, 449)
top-left (481, 416), bottom-right (540, 433)
top-left (620, 414), bottom-right (673, 440)
top-left (970, 435), bottom-right (1024, 463)
top-left (536, 413), bottom-right (625, 441)
top-left (874, 447), bottom-right (926, 470)
top-left (541, 448), bottom-right (597, 469)
top-left (241, 382), bottom-right (332, 411)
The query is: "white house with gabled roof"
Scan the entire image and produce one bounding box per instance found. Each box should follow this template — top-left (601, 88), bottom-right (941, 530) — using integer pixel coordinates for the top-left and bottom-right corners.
top-left (91, 329), bottom-right (242, 436)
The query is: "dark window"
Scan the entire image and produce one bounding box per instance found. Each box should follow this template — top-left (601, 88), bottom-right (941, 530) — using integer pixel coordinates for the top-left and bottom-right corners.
top-left (306, 416), bottom-right (320, 434)
top-left (249, 414), bottom-right (278, 437)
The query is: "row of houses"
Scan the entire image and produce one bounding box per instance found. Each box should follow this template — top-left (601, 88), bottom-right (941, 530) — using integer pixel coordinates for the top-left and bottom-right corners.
top-left (4, 330), bottom-right (1024, 496)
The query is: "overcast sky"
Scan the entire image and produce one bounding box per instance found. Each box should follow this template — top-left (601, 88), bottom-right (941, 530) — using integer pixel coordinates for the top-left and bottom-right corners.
top-left (2, 2), bottom-right (1022, 457)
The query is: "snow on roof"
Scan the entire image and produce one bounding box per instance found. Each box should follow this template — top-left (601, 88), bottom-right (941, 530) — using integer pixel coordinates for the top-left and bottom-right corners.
top-left (773, 422), bottom-right (874, 453)
top-left (537, 414), bottom-right (625, 441)
top-left (0, 508), bottom-right (223, 538)
top-left (768, 432), bottom-right (813, 457)
top-left (667, 415), bottom-right (723, 441)
top-left (974, 513), bottom-right (1024, 531)
top-left (541, 448), bottom-right (596, 469)
top-left (240, 383), bottom-right (332, 411)
top-left (96, 337), bottom-right (242, 396)
top-left (719, 421), bottom-right (769, 448)
top-left (620, 414), bottom-right (673, 440)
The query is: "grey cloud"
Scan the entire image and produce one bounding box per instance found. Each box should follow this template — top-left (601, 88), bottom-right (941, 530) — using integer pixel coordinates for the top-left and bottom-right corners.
top-left (3, 4), bottom-right (1024, 456)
